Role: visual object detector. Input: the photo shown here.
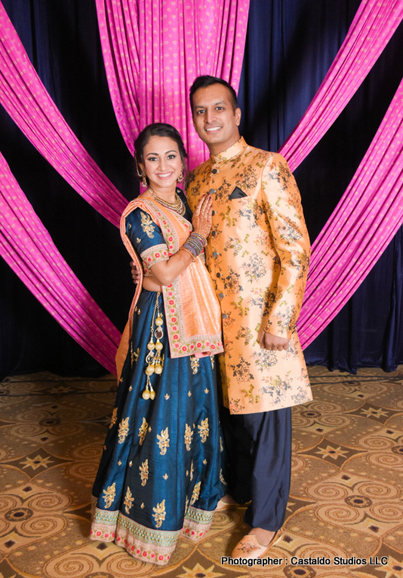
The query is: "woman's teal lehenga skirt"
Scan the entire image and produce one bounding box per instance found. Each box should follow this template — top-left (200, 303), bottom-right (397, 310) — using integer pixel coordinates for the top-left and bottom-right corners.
top-left (90, 290), bottom-right (226, 565)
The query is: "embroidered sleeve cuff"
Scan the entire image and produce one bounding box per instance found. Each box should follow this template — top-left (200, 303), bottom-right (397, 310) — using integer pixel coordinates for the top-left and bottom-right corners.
top-left (141, 244), bottom-right (170, 267)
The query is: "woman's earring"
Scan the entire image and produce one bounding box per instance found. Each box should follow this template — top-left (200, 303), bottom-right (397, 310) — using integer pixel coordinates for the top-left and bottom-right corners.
top-left (135, 160), bottom-right (148, 188)
top-left (177, 168), bottom-right (184, 183)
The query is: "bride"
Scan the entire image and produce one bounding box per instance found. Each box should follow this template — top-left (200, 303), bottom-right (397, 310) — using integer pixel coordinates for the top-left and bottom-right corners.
top-left (90, 123), bottom-right (226, 565)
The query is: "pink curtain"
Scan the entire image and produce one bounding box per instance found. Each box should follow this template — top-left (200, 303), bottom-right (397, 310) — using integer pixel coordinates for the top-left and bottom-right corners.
top-left (96, 0), bottom-right (250, 169)
top-left (298, 79), bottom-right (403, 349)
top-left (0, 3), bottom-right (127, 227)
top-left (279, 0), bottom-right (403, 172)
top-left (0, 151), bottom-right (121, 374)
top-left (1, 0), bottom-right (401, 372)
top-left (0, 0), bottom-right (250, 374)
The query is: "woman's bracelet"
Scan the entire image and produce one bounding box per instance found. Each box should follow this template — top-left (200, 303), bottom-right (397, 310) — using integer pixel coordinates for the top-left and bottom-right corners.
top-left (187, 232), bottom-right (206, 252)
top-left (191, 232), bottom-right (206, 247)
top-left (181, 245), bottom-right (197, 261)
top-left (181, 232), bottom-right (206, 260)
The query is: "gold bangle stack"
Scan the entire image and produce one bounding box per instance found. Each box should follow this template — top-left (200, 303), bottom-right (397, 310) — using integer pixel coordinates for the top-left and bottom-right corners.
top-left (181, 232), bottom-right (206, 260)
top-left (142, 293), bottom-right (164, 400)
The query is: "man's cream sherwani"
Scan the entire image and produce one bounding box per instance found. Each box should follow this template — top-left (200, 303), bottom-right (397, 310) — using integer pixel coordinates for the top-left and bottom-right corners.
top-left (187, 137), bottom-right (312, 414)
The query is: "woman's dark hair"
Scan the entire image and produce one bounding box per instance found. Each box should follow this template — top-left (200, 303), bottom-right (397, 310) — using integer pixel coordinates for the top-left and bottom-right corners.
top-left (134, 123), bottom-right (187, 184)
top-left (189, 75), bottom-right (239, 112)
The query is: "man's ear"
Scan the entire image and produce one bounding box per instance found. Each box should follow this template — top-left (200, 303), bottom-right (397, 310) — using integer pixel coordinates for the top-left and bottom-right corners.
top-left (235, 107), bottom-right (241, 127)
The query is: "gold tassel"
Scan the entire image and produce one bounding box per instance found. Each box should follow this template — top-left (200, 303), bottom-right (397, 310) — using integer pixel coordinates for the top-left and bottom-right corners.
top-left (142, 293), bottom-right (164, 400)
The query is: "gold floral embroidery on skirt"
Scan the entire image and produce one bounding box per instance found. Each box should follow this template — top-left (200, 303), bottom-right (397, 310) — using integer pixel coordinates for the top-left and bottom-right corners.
top-left (153, 499), bottom-right (166, 528)
top-left (124, 486), bottom-right (134, 514)
top-left (118, 417), bottom-right (130, 443)
top-left (102, 482), bottom-right (116, 509)
top-left (190, 460), bottom-right (194, 481)
top-left (157, 427), bottom-right (170, 455)
top-left (184, 424), bottom-right (193, 451)
top-left (131, 346), bottom-right (139, 366)
top-left (190, 481), bottom-right (201, 505)
top-left (138, 417), bottom-right (148, 445)
top-left (139, 459), bottom-right (149, 486)
top-left (109, 407), bottom-right (117, 429)
top-left (198, 418), bottom-right (209, 443)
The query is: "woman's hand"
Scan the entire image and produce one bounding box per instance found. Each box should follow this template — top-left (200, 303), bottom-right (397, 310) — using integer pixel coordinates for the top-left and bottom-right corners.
top-left (130, 260), bottom-right (141, 284)
top-left (192, 194), bottom-right (212, 240)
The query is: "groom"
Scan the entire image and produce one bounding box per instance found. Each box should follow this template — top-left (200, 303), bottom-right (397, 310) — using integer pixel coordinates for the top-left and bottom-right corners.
top-left (185, 75), bottom-right (312, 559)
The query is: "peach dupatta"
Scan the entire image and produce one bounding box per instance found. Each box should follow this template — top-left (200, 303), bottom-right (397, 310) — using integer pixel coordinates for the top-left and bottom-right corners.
top-left (116, 198), bottom-right (223, 380)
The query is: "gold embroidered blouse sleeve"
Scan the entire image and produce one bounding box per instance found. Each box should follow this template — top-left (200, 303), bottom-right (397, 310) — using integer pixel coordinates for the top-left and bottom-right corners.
top-left (261, 153), bottom-right (311, 339)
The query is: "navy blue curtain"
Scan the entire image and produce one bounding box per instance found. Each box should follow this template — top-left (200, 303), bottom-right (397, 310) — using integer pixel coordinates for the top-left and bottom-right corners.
top-left (0, 0), bottom-right (402, 378)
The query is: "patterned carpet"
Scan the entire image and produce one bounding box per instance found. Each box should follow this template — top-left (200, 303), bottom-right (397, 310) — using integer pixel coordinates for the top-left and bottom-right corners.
top-left (1, 366), bottom-right (403, 578)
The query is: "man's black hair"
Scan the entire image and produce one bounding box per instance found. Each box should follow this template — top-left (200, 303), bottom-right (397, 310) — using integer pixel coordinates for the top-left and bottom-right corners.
top-left (189, 75), bottom-right (239, 112)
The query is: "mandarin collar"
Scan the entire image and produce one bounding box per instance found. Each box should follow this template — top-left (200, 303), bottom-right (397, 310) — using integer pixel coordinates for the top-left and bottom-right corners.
top-left (210, 137), bottom-right (247, 164)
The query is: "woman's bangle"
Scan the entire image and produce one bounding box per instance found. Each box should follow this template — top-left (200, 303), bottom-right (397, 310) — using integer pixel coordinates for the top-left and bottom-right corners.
top-left (191, 232), bottom-right (206, 247)
top-left (182, 232), bottom-right (205, 260)
top-left (181, 245), bottom-right (197, 261)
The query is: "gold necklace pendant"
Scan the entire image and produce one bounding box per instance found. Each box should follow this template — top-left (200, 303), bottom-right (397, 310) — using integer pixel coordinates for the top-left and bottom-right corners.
top-left (148, 188), bottom-right (185, 215)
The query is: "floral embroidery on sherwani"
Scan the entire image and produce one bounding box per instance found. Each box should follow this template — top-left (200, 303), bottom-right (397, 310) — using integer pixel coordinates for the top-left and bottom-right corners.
top-left (186, 137), bottom-right (312, 415)
top-left (140, 212), bottom-right (155, 238)
top-left (198, 418), bottom-right (209, 443)
top-left (138, 417), bottom-right (148, 445)
top-left (102, 483), bottom-right (116, 508)
top-left (139, 459), bottom-right (149, 486)
top-left (118, 417), bottom-right (129, 443)
top-left (153, 499), bottom-right (166, 528)
top-left (124, 487), bottom-right (134, 514)
top-left (184, 424), bottom-right (193, 451)
top-left (157, 427), bottom-right (170, 455)
top-left (190, 481), bottom-right (201, 505)
top-left (109, 407), bottom-right (117, 429)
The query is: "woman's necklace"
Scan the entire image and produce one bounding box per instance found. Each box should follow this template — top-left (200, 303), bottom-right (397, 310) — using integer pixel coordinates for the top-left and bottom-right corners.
top-left (148, 187), bottom-right (186, 216)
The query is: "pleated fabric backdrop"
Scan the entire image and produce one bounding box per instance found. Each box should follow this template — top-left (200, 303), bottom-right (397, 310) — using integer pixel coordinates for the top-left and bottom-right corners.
top-left (0, 0), bottom-right (402, 378)
top-left (237, 0), bottom-right (403, 371)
